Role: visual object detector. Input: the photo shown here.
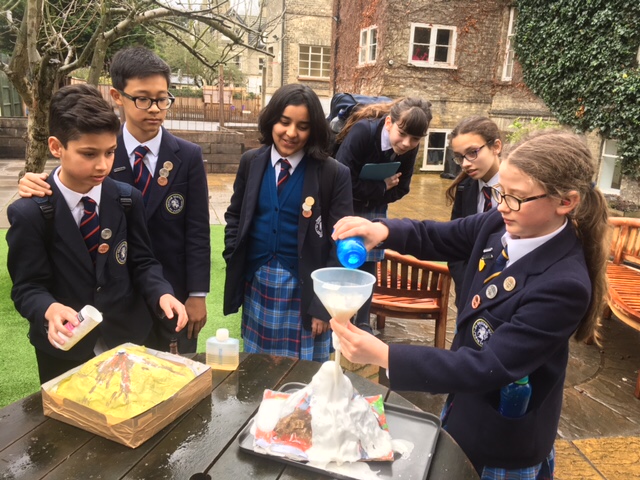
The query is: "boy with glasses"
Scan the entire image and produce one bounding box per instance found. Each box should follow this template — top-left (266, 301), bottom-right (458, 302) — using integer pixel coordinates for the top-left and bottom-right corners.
top-left (19, 48), bottom-right (211, 355)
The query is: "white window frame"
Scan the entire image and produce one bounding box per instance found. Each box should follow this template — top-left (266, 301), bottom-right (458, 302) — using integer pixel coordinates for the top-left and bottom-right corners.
top-left (502, 7), bottom-right (517, 81)
top-left (359, 26), bottom-right (378, 65)
top-left (598, 139), bottom-right (622, 194)
top-left (408, 23), bottom-right (457, 68)
top-left (298, 45), bottom-right (331, 79)
top-left (421, 129), bottom-right (451, 172)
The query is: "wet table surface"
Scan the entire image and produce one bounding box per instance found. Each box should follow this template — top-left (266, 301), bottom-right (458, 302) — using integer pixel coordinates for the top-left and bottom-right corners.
top-left (0, 353), bottom-right (479, 480)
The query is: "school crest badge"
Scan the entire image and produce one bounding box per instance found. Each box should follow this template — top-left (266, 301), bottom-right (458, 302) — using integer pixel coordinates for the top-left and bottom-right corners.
top-left (165, 193), bottom-right (185, 215)
top-left (115, 240), bottom-right (128, 265)
top-left (472, 318), bottom-right (494, 347)
top-left (315, 216), bottom-right (323, 238)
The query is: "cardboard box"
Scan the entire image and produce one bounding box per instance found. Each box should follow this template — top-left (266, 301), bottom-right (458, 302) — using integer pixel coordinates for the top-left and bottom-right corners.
top-left (42, 343), bottom-right (213, 448)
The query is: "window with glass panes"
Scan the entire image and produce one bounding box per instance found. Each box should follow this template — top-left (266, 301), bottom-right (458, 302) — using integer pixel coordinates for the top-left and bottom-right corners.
top-left (502, 8), bottom-right (517, 81)
top-left (598, 139), bottom-right (622, 193)
top-left (421, 130), bottom-right (451, 171)
top-left (359, 27), bottom-right (378, 65)
top-left (299, 45), bottom-right (330, 79)
top-left (409, 24), bottom-right (456, 67)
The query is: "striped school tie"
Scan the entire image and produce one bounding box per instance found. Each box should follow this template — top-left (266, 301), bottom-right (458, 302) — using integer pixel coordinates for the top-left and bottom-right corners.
top-left (482, 186), bottom-right (493, 212)
top-left (277, 158), bottom-right (292, 195)
top-left (133, 145), bottom-right (152, 205)
top-left (484, 246), bottom-right (509, 284)
top-left (80, 196), bottom-right (100, 263)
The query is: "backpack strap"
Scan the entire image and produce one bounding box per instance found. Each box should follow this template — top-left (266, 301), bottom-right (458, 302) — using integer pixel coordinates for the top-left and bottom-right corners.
top-left (32, 196), bottom-right (54, 246)
top-left (114, 181), bottom-right (133, 213)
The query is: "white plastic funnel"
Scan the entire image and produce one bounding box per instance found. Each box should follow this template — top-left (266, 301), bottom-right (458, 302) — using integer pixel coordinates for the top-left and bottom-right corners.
top-left (311, 267), bottom-right (376, 325)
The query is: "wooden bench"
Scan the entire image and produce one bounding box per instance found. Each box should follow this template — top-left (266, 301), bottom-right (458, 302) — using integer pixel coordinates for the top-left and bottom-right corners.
top-left (371, 249), bottom-right (451, 349)
top-left (605, 217), bottom-right (640, 398)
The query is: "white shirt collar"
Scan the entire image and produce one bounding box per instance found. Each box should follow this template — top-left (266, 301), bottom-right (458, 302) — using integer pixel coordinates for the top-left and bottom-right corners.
top-left (381, 117), bottom-right (392, 152)
top-left (122, 123), bottom-right (163, 158)
top-left (270, 145), bottom-right (304, 173)
top-left (53, 167), bottom-right (102, 214)
top-left (502, 218), bottom-right (568, 267)
top-left (479, 172), bottom-right (500, 189)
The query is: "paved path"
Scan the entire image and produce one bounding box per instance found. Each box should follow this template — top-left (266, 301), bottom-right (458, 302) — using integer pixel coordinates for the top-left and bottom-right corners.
top-left (1, 159), bottom-right (639, 479)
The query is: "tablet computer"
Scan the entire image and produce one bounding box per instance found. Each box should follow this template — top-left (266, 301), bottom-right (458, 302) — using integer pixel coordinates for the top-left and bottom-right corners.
top-left (359, 162), bottom-right (401, 181)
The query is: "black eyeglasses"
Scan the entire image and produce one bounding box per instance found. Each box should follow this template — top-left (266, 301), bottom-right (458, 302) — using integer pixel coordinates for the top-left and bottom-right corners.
top-left (452, 141), bottom-right (493, 165)
top-left (490, 187), bottom-right (548, 211)
top-left (118, 90), bottom-right (175, 110)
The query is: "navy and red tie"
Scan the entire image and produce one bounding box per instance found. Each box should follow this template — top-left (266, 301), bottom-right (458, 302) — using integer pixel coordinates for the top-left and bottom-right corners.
top-left (277, 158), bottom-right (292, 195)
top-left (482, 186), bottom-right (493, 212)
top-left (133, 145), bottom-right (152, 205)
top-left (80, 196), bottom-right (100, 263)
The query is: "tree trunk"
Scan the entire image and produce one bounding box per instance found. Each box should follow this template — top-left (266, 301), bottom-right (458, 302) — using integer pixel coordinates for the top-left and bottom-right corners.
top-left (87, 36), bottom-right (108, 86)
top-left (22, 57), bottom-right (60, 175)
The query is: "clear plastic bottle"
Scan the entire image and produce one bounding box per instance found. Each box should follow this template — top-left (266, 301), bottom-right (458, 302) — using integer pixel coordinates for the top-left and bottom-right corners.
top-left (499, 376), bottom-right (532, 418)
top-left (336, 236), bottom-right (367, 269)
top-left (206, 328), bottom-right (239, 371)
top-left (56, 305), bottom-right (103, 351)
top-left (169, 337), bottom-right (179, 356)
top-left (329, 109), bottom-right (347, 133)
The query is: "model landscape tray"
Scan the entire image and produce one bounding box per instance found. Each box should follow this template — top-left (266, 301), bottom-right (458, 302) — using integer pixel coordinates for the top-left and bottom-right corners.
top-left (238, 382), bottom-right (441, 480)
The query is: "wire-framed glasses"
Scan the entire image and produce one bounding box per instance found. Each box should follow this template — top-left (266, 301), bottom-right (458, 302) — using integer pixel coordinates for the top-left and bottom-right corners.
top-left (490, 186), bottom-right (548, 211)
top-left (118, 90), bottom-right (175, 110)
top-left (452, 141), bottom-right (493, 165)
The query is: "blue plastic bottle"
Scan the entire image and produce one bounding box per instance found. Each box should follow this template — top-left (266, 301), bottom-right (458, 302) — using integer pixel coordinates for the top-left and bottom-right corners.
top-left (336, 237), bottom-right (367, 269)
top-left (499, 376), bottom-right (532, 418)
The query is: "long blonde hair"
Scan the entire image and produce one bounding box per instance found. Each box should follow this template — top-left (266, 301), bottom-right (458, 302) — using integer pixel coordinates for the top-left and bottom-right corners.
top-left (507, 130), bottom-right (609, 345)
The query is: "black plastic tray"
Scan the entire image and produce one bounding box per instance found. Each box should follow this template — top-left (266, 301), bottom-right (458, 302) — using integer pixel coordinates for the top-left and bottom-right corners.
top-left (238, 382), bottom-right (441, 480)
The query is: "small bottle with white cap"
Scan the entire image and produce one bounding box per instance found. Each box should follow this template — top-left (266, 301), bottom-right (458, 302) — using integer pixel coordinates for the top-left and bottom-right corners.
top-left (206, 328), bottom-right (239, 371)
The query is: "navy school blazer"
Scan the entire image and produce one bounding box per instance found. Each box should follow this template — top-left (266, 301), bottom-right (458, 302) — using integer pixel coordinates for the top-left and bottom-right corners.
top-left (336, 118), bottom-right (418, 212)
top-left (449, 175), bottom-right (482, 307)
top-left (381, 209), bottom-right (591, 470)
top-left (110, 127), bottom-right (210, 302)
top-left (451, 175), bottom-right (481, 220)
top-left (7, 175), bottom-right (173, 361)
top-left (222, 145), bottom-right (353, 329)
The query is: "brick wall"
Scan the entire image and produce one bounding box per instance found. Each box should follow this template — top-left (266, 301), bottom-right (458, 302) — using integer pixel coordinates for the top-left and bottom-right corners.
top-left (0, 117), bottom-right (27, 159)
top-left (0, 118), bottom-right (249, 174)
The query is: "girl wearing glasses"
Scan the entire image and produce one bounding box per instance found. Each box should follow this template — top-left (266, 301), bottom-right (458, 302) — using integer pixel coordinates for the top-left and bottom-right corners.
top-left (446, 117), bottom-right (503, 309)
top-left (330, 130), bottom-right (609, 479)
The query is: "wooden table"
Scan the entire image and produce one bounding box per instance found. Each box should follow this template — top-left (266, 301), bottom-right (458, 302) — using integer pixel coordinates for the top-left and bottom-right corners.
top-left (0, 354), bottom-right (479, 479)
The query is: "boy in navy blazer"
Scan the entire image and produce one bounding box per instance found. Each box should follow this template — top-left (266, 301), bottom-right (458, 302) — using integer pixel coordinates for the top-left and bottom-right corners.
top-left (19, 48), bottom-right (211, 354)
top-left (7, 84), bottom-right (187, 384)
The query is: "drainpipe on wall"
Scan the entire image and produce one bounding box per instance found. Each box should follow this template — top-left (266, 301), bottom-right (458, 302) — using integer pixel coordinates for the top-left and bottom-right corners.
top-left (332, 0), bottom-right (340, 94)
top-left (281, 0), bottom-right (286, 87)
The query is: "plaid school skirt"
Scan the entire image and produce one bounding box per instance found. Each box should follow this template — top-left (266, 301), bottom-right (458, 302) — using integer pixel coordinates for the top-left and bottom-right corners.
top-left (242, 259), bottom-right (331, 362)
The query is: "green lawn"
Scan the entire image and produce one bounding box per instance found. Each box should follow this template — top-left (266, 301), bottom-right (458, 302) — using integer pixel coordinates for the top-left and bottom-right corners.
top-left (0, 225), bottom-right (241, 408)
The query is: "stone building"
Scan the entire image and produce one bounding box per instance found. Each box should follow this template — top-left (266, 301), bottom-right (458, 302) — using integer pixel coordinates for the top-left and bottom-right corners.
top-left (330, 1), bottom-right (634, 202)
top-left (331, 1), bottom-right (549, 173)
top-left (262, 0), bottom-right (333, 103)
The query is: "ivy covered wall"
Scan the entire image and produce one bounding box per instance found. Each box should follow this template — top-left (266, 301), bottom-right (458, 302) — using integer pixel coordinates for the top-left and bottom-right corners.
top-left (515, 0), bottom-right (640, 178)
